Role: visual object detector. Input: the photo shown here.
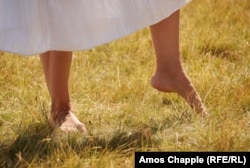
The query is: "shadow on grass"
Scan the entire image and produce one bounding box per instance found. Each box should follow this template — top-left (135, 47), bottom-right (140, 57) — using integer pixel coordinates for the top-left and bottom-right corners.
top-left (0, 123), bottom-right (54, 167)
top-left (0, 122), bottom-right (160, 167)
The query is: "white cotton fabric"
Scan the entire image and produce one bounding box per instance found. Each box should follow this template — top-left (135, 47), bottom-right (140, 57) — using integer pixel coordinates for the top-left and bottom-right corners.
top-left (0, 0), bottom-right (188, 55)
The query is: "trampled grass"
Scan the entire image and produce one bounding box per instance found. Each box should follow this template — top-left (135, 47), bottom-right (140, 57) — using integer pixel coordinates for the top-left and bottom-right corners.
top-left (0, 0), bottom-right (250, 167)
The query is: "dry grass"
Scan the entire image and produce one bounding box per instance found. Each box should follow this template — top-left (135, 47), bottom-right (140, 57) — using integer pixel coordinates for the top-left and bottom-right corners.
top-left (0, 0), bottom-right (250, 167)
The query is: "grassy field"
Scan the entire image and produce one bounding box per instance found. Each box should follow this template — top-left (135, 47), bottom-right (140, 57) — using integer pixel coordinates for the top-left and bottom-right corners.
top-left (0, 0), bottom-right (250, 167)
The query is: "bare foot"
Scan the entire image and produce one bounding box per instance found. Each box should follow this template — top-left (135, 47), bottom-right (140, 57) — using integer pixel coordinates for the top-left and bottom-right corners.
top-left (49, 111), bottom-right (87, 134)
top-left (151, 71), bottom-right (208, 116)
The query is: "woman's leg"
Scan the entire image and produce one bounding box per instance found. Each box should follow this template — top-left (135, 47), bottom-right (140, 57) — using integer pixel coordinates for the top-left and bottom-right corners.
top-left (150, 10), bottom-right (207, 115)
top-left (40, 51), bottom-right (87, 133)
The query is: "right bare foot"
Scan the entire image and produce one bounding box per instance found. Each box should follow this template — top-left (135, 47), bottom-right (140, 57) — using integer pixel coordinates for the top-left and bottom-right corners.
top-left (49, 111), bottom-right (87, 134)
top-left (151, 71), bottom-right (208, 116)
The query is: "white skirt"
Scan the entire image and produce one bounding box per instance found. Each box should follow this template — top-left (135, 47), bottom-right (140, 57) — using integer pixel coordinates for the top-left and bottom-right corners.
top-left (0, 0), bottom-right (188, 55)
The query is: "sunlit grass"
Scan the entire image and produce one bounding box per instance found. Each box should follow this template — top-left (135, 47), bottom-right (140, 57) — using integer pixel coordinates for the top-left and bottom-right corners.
top-left (0, 0), bottom-right (250, 167)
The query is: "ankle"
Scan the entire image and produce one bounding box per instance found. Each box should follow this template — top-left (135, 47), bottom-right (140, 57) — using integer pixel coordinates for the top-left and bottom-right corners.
top-left (151, 68), bottom-right (191, 92)
top-left (50, 101), bottom-right (71, 120)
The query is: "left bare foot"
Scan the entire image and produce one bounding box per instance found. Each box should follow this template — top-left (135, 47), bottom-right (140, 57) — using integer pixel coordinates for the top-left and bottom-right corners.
top-left (151, 70), bottom-right (208, 115)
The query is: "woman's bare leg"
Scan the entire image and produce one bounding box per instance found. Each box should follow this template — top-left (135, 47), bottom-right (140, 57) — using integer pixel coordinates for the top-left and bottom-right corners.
top-left (40, 51), bottom-right (87, 133)
top-left (150, 10), bottom-right (207, 115)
